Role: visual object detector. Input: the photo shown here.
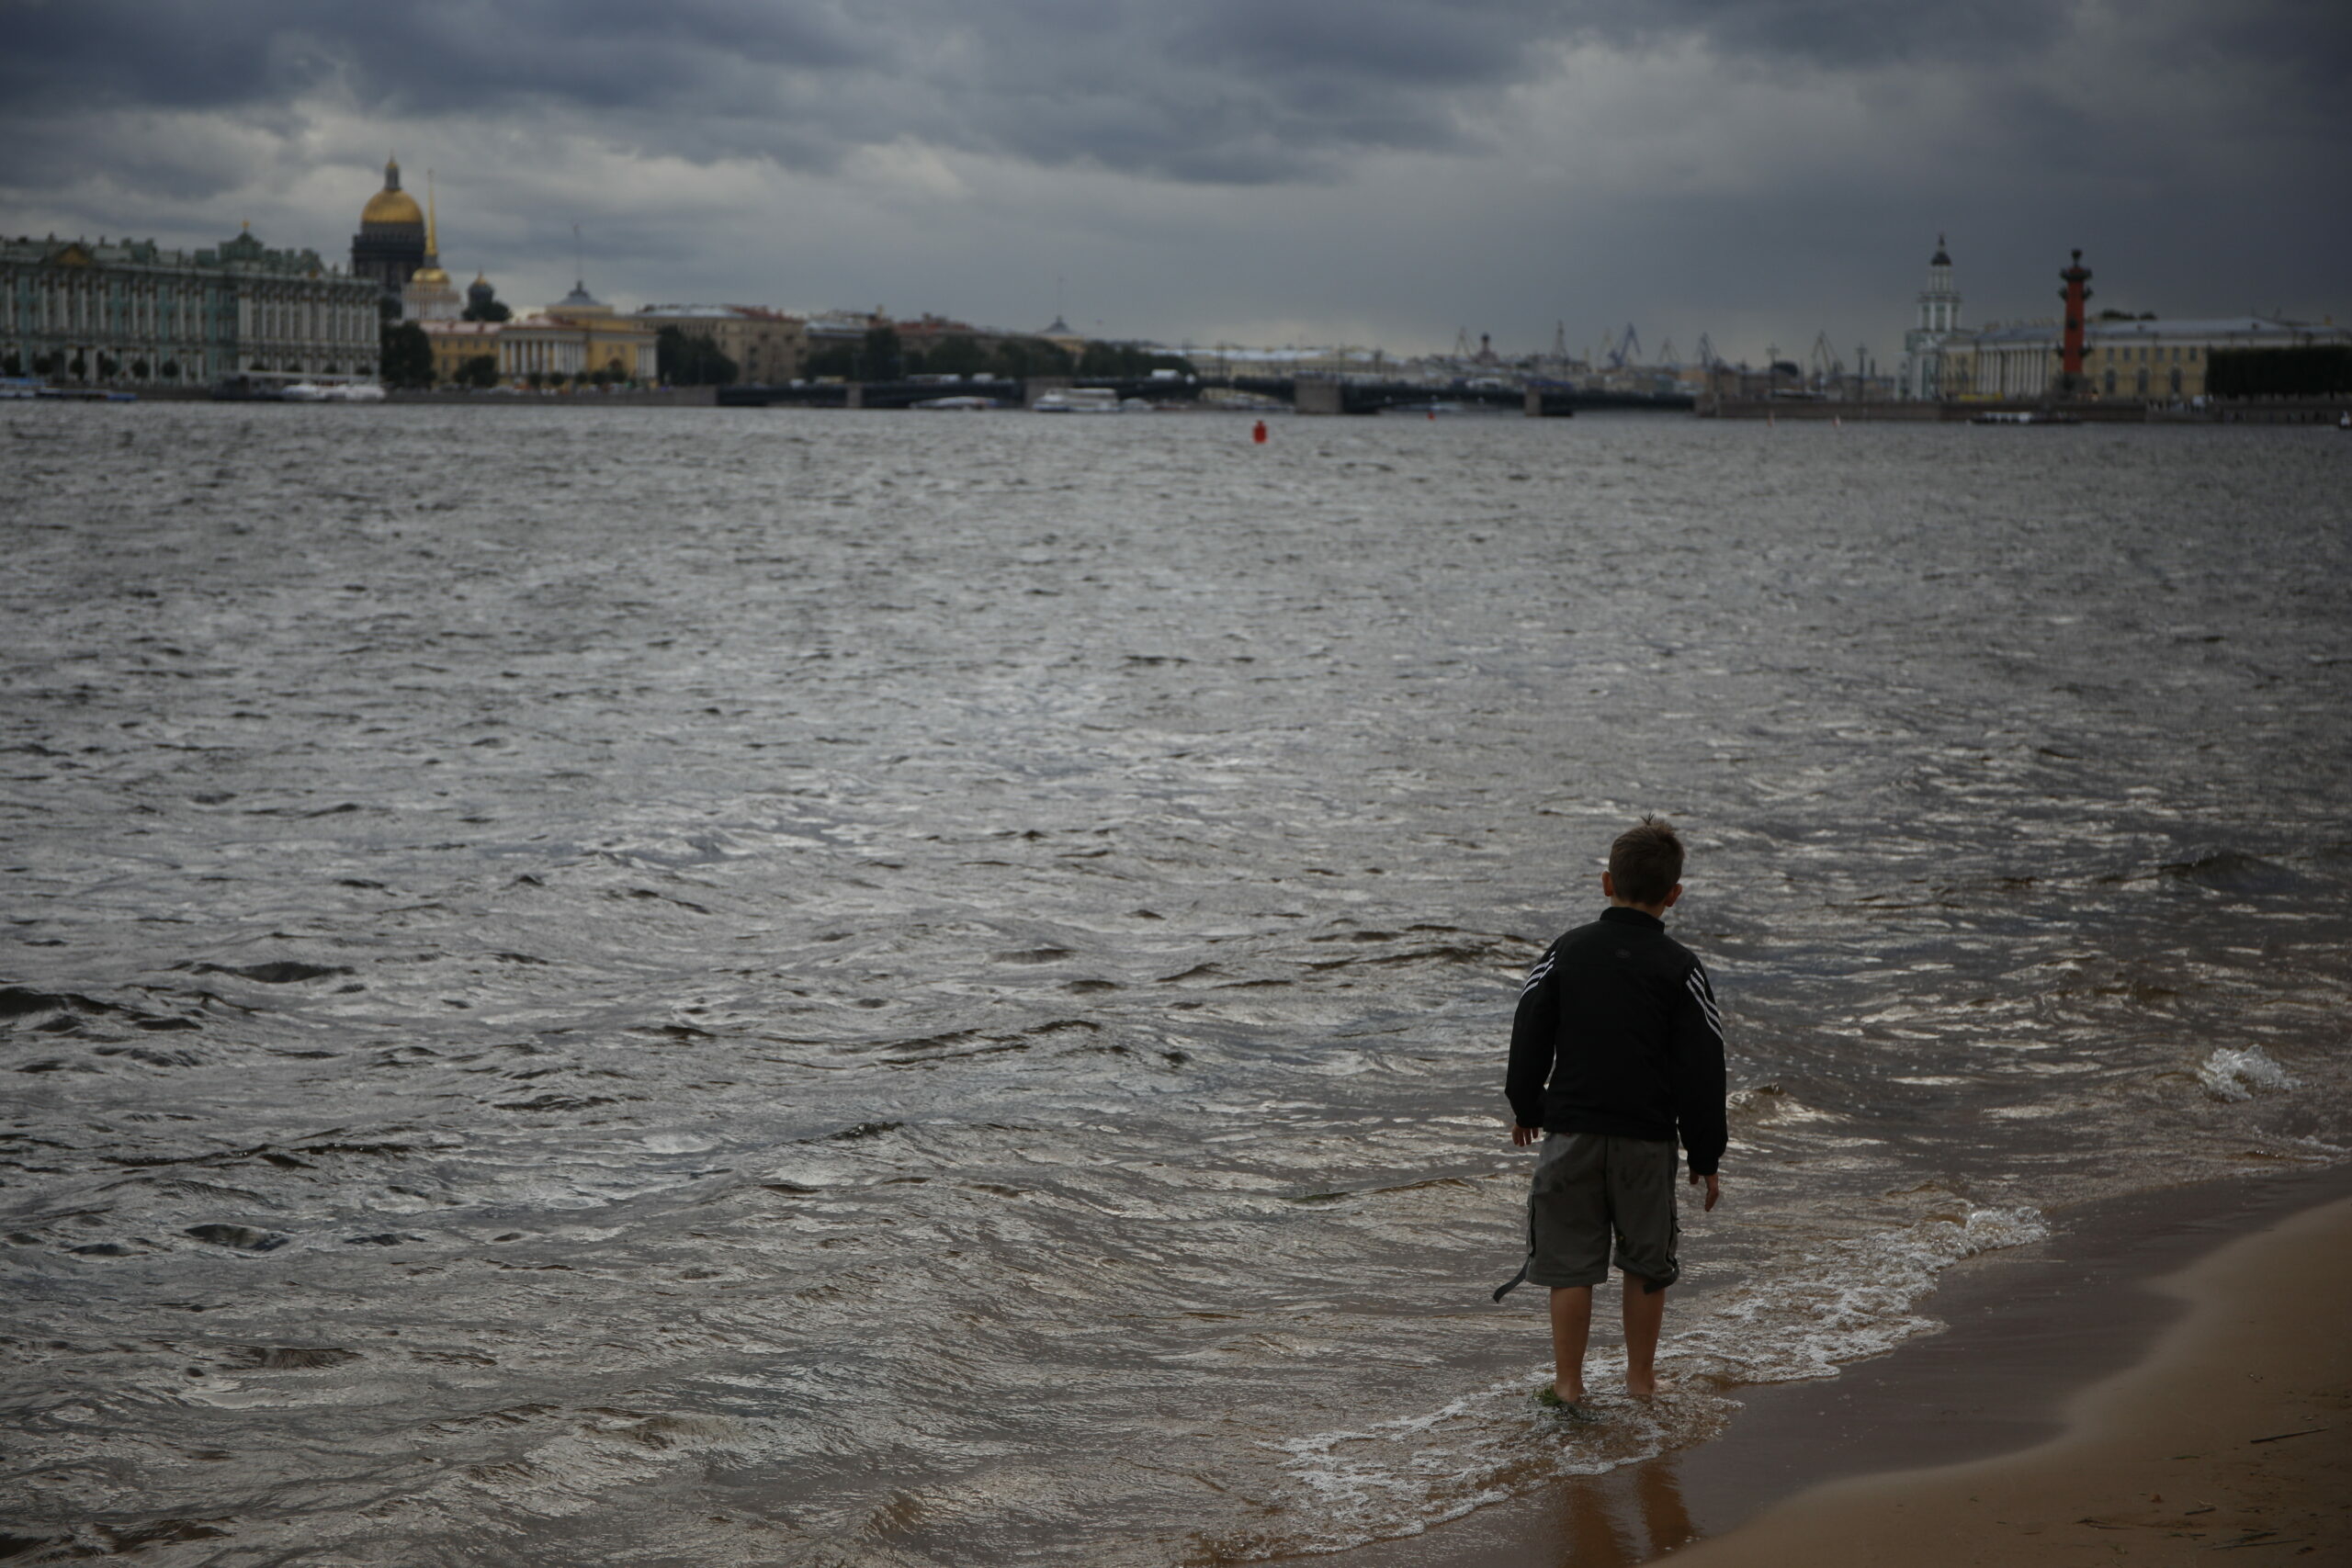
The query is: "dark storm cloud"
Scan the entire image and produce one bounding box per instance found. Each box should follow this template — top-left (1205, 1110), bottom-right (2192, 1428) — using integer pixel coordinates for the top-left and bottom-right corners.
top-left (0, 0), bottom-right (1562, 186)
top-left (0, 1), bottom-right (876, 124)
top-left (1589, 0), bottom-right (2069, 67)
top-left (0, 1), bottom-right (2179, 187)
top-left (3, 0), bottom-right (2346, 193)
top-left (2, 0), bottom-right (2344, 346)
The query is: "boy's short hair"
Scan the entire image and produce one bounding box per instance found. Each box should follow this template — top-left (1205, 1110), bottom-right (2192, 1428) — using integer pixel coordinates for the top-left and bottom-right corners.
top-left (1610, 817), bottom-right (1685, 907)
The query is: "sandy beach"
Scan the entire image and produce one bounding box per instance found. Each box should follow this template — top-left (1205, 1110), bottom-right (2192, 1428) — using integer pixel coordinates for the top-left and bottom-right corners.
top-left (1300, 1168), bottom-right (2352, 1568)
top-left (1662, 1190), bottom-right (2351, 1564)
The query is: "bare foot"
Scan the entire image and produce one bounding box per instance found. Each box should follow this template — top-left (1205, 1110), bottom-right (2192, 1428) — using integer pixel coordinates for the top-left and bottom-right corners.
top-left (1625, 1373), bottom-right (1657, 1403)
top-left (1555, 1379), bottom-right (1586, 1404)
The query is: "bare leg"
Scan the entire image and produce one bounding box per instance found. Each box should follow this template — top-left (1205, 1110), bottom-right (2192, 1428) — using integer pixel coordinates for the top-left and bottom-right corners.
top-left (1548, 1285), bottom-right (1593, 1403)
top-left (1622, 1272), bottom-right (1666, 1400)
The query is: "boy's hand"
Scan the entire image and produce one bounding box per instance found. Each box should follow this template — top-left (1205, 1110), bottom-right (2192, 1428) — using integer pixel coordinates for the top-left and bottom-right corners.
top-left (1511, 1124), bottom-right (1542, 1147)
top-left (1690, 1171), bottom-right (1721, 1212)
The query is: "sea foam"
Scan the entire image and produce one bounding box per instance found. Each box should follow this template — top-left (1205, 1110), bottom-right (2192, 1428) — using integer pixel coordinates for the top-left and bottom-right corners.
top-left (2198, 1044), bottom-right (2298, 1101)
top-left (1250, 1203), bottom-right (2049, 1557)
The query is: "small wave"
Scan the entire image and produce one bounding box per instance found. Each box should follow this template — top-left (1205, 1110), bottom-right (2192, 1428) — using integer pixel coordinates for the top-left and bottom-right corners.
top-left (221, 1346), bottom-right (364, 1371)
top-left (2158, 851), bottom-right (2301, 897)
top-left (179, 961), bottom-right (353, 984)
top-left (2197, 1044), bottom-right (2297, 1102)
top-left (1248, 1369), bottom-right (1738, 1560)
top-left (0, 986), bottom-right (195, 1032)
top-left (1246, 1204), bottom-right (2046, 1558)
top-left (183, 1224), bottom-right (288, 1251)
top-left (1676, 1204), bottom-right (2047, 1384)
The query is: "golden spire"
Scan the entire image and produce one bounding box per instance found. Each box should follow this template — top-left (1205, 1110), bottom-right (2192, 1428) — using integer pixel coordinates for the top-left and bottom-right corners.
top-left (409, 169), bottom-right (452, 286)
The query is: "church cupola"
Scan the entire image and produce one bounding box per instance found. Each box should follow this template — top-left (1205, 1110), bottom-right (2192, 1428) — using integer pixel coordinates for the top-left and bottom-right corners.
top-left (1918, 234), bottom-right (1961, 335)
top-left (352, 152), bottom-right (428, 302)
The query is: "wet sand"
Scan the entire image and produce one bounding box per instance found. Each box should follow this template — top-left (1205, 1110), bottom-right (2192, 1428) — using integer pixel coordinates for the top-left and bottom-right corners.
top-left (1296, 1166), bottom-right (2352, 1567)
top-left (1668, 1185), bottom-right (2351, 1564)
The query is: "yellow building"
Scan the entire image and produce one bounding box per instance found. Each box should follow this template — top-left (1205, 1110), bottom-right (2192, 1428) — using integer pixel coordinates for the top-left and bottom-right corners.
top-left (1036, 312), bottom-right (1089, 362)
top-left (421, 319), bottom-right (503, 384)
top-left (634, 304), bottom-right (807, 383)
top-left (499, 280), bottom-right (657, 383)
top-left (1944, 316), bottom-right (2351, 401)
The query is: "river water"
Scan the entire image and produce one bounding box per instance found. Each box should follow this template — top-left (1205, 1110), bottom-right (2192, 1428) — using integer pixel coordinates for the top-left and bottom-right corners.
top-left (3, 403), bottom-right (2347, 1566)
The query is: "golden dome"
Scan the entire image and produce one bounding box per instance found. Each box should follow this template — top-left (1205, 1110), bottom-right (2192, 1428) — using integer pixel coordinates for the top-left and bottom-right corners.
top-left (363, 156), bottom-right (424, 228)
top-left (363, 187), bottom-right (424, 227)
top-left (412, 265), bottom-right (450, 285)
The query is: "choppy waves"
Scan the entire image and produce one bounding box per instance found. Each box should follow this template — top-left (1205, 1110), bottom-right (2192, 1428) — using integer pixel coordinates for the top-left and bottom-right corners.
top-left (4, 404), bottom-right (2349, 1564)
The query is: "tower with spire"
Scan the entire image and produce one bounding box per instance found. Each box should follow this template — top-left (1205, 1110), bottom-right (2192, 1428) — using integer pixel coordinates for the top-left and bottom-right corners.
top-left (400, 172), bottom-right (462, 321)
top-left (1898, 234), bottom-right (1964, 400)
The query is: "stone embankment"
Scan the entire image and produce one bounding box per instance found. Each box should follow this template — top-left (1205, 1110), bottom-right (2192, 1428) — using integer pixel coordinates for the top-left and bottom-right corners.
top-left (1702, 397), bottom-right (2349, 423)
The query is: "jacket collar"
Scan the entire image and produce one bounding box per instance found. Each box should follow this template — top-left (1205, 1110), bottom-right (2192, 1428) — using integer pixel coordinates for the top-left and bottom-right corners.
top-left (1600, 905), bottom-right (1666, 932)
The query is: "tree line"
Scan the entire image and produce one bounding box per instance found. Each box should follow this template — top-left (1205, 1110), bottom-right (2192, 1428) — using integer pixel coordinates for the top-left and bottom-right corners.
top-left (369, 321), bottom-right (1199, 390)
top-left (800, 325), bottom-right (1192, 383)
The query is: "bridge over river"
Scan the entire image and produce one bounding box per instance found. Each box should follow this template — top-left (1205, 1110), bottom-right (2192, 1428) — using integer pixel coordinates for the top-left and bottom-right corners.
top-left (717, 376), bottom-right (1693, 415)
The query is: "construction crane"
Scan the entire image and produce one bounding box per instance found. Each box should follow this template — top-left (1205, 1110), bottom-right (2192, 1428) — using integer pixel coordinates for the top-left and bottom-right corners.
top-left (1453, 327), bottom-right (1475, 359)
top-left (1693, 333), bottom-right (1722, 369)
top-left (1807, 330), bottom-right (1844, 385)
top-left (1604, 323), bottom-right (1643, 368)
top-left (1656, 337), bottom-right (1680, 368)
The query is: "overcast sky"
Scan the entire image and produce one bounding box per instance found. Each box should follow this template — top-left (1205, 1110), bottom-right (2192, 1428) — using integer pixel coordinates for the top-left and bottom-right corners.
top-left (3, 1), bottom-right (2344, 361)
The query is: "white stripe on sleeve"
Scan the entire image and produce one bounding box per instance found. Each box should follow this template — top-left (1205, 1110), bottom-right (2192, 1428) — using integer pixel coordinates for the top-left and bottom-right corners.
top-left (1520, 952), bottom-right (1557, 997)
top-left (1686, 965), bottom-right (1724, 1039)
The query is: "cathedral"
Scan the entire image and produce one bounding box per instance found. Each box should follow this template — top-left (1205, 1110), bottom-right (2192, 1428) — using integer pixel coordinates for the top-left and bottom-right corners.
top-left (342, 154), bottom-right (654, 384)
top-left (350, 157), bottom-right (427, 306)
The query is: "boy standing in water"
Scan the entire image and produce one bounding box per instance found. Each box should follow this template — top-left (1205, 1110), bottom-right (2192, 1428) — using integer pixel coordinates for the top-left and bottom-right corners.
top-left (1506, 817), bottom-right (1726, 1416)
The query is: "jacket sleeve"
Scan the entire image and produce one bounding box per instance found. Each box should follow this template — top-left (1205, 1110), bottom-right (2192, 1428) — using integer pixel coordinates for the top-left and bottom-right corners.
top-left (1671, 960), bottom-right (1729, 1176)
top-left (1505, 944), bottom-right (1562, 1129)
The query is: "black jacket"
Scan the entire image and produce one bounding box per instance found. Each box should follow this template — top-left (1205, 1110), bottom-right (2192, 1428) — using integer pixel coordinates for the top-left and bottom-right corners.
top-left (1505, 906), bottom-right (1728, 1176)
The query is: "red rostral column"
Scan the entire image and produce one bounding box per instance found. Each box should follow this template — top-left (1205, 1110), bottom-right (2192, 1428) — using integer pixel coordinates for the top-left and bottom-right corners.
top-left (2058, 248), bottom-right (2093, 396)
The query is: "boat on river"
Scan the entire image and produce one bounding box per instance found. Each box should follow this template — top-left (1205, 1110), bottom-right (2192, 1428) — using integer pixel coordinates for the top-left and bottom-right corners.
top-left (1033, 387), bottom-right (1125, 413)
top-left (1972, 409), bottom-right (2081, 425)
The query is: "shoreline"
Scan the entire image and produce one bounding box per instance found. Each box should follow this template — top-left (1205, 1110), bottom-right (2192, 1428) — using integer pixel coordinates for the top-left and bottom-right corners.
top-left (1293, 1163), bottom-right (2352, 1567)
top-left (1669, 1183), bottom-right (2352, 1564)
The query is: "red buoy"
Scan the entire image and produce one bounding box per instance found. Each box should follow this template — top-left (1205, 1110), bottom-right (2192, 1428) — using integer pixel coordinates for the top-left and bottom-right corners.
top-left (1251, 420), bottom-right (1268, 445)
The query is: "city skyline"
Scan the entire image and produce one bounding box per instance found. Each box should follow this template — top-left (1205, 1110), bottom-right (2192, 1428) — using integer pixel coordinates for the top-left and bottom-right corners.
top-left (3, 2), bottom-right (2345, 362)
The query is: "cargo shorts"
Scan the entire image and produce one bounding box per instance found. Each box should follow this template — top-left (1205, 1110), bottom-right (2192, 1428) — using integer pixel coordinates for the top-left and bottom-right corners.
top-left (1525, 1132), bottom-right (1681, 1290)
